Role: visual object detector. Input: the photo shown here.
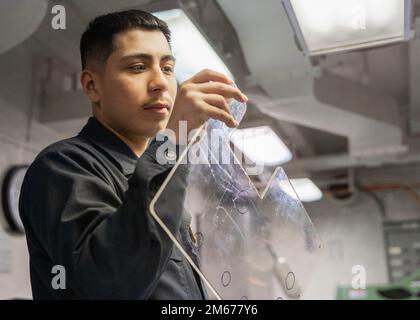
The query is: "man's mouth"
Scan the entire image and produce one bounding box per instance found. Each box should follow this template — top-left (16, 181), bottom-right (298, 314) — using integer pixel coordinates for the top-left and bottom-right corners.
top-left (144, 102), bottom-right (170, 110)
top-left (143, 102), bottom-right (170, 114)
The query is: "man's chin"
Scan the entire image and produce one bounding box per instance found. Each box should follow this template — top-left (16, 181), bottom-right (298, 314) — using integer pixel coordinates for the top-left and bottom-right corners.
top-left (144, 122), bottom-right (169, 138)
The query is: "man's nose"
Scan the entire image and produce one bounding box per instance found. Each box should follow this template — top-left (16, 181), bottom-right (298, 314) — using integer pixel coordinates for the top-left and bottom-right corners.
top-left (149, 68), bottom-right (168, 93)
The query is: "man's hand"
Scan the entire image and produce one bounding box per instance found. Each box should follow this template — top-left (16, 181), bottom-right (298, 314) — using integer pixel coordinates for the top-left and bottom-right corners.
top-left (166, 69), bottom-right (248, 143)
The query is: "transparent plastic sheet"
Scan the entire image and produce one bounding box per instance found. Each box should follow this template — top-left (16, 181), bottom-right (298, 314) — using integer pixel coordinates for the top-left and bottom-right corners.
top-left (150, 99), bottom-right (323, 300)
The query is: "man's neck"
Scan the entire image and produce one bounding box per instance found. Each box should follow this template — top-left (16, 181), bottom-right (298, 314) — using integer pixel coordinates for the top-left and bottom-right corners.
top-left (94, 116), bottom-right (149, 158)
top-left (110, 128), bottom-right (149, 158)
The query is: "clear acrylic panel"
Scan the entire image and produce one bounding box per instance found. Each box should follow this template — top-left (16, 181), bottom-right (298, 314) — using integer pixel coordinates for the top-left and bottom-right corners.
top-left (150, 99), bottom-right (323, 300)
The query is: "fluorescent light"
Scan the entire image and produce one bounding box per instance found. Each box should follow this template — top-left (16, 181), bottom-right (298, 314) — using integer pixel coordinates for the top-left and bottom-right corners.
top-left (230, 126), bottom-right (292, 166)
top-left (154, 9), bottom-right (233, 83)
top-left (278, 178), bottom-right (323, 202)
top-left (282, 0), bottom-right (413, 56)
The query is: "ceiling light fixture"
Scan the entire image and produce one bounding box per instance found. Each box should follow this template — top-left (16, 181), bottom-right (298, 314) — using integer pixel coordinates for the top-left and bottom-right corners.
top-left (282, 0), bottom-right (414, 56)
top-left (154, 9), bottom-right (234, 82)
top-left (230, 126), bottom-right (293, 166)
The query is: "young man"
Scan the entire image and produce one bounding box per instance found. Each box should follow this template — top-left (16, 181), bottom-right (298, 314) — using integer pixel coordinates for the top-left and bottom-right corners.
top-left (19, 9), bottom-right (247, 299)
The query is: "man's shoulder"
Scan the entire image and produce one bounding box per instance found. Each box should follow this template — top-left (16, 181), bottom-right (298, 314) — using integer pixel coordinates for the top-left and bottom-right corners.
top-left (35, 135), bottom-right (87, 158)
top-left (20, 136), bottom-right (98, 213)
top-left (29, 135), bottom-right (99, 174)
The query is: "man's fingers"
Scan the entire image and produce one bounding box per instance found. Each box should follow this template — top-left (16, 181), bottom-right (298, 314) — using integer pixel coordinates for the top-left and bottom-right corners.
top-left (203, 94), bottom-right (231, 115)
top-left (197, 82), bottom-right (248, 103)
top-left (189, 69), bottom-right (233, 85)
top-left (201, 102), bottom-right (238, 128)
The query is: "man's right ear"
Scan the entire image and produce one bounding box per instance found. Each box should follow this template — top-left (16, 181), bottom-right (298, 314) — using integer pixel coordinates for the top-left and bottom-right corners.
top-left (80, 70), bottom-right (100, 105)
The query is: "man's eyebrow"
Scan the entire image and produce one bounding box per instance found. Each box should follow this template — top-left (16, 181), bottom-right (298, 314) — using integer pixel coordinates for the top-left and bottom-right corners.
top-left (161, 54), bottom-right (176, 63)
top-left (120, 53), bottom-right (176, 63)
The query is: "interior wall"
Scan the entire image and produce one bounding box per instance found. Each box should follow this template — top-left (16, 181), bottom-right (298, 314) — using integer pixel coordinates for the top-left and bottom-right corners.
top-left (302, 189), bottom-right (420, 300)
top-left (0, 38), bottom-right (82, 299)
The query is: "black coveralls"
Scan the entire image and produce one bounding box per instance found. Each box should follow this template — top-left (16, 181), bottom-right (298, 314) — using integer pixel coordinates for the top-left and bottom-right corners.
top-left (19, 117), bottom-right (206, 299)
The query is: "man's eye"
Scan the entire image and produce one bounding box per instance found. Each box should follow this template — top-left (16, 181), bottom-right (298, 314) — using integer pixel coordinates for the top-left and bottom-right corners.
top-left (163, 66), bottom-right (174, 74)
top-left (130, 64), bottom-right (146, 71)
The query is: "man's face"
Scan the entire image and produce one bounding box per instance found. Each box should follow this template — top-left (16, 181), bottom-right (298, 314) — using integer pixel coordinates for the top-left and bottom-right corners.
top-left (94, 28), bottom-right (177, 139)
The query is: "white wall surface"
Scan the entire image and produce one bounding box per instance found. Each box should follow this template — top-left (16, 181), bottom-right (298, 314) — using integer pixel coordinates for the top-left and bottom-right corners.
top-left (302, 189), bottom-right (420, 300)
top-left (0, 38), bottom-right (83, 299)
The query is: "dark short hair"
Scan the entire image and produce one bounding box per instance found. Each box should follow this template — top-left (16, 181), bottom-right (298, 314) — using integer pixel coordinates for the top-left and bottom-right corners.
top-left (80, 9), bottom-right (171, 70)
